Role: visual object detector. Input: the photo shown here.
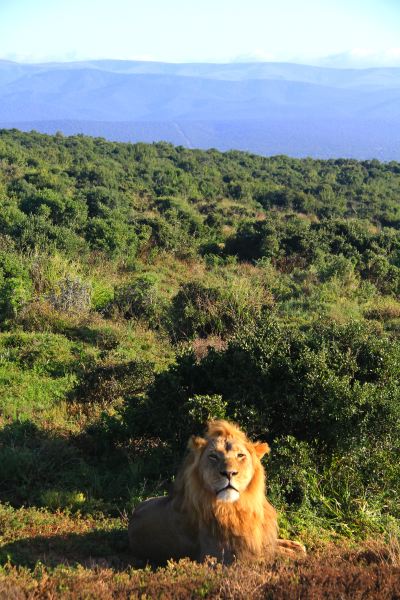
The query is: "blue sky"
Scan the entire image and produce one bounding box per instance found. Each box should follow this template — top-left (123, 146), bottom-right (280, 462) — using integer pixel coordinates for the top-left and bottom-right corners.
top-left (1, 0), bottom-right (399, 66)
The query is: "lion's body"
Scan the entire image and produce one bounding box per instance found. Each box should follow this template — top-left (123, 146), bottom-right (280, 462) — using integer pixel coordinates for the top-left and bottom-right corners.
top-left (129, 491), bottom-right (278, 564)
top-left (129, 420), bottom-right (303, 564)
top-left (128, 496), bottom-right (199, 564)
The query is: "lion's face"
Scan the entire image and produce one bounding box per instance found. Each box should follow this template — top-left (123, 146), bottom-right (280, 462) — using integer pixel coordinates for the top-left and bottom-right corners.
top-left (195, 434), bottom-right (265, 503)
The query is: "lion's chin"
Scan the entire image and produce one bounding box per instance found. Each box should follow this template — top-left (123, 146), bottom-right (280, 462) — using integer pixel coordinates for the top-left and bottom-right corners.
top-left (216, 488), bottom-right (240, 503)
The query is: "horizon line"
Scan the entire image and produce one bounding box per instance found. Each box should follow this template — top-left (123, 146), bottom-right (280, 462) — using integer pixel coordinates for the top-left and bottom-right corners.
top-left (1, 57), bottom-right (400, 72)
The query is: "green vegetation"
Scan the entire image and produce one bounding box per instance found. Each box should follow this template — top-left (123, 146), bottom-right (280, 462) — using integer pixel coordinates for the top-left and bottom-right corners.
top-left (0, 129), bottom-right (399, 568)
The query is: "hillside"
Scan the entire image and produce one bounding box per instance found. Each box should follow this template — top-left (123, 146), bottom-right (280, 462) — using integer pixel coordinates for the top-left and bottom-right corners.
top-left (1, 60), bottom-right (400, 158)
top-left (0, 130), bottom-right (399, 595)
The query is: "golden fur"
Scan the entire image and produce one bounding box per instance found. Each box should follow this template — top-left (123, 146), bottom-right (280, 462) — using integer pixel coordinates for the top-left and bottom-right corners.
top-left (128, 420), bottom-right (305, 564)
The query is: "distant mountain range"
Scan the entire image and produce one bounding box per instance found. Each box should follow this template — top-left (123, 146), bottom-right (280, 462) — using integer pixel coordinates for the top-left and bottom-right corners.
top-left (1, 59), bottom-right (399, 159)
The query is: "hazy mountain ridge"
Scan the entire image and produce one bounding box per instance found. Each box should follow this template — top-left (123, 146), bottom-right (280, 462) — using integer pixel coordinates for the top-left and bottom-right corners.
top-left (3, 59), bottom-right (400, 87)
top-left (1, 59), bottom-right (400, 158)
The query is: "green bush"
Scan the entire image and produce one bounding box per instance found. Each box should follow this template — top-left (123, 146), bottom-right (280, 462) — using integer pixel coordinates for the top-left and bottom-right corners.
top-left (0, 251), bottom-right (32, 326)
top-left (72, 359), bottom-right (155, 407)
top-left (110, 274), bottom-right (166, 327)
top-left (268, 436), bottom-right (400, 531)
top-left (268, 436), bottom-right (316, 508)
top-left (91, 278), bottom-right (114, 311)
top-left (169, 279), bottom-right (270, 341)
top-left (169, 282), bottom-right (228, 340)
top-left (20, 188), bottom-right (87, 228)
top-left (102, 316), bottom-right (400, 526)
top-left (115, 318), bottom-right (400, 466)
top-left (85, 216), bottom-right (138, 259)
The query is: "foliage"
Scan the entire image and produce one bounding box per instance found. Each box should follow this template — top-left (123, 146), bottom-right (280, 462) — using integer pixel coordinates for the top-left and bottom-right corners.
top-left (48, 276), bottom-right (91, 314)
top-left (72, 359), bottom-right (155, 407)
top-left (0, 251), bottom-right (32, 326)
top-left (0, 129), bottom-right (399, 543)
top-left (169, 278), bottom-right (271, 340)
top-left (110, 274), bottom-right (167, 327)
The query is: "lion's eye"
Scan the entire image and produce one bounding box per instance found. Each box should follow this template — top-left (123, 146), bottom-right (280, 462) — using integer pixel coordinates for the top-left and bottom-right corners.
top-left (237, 453), bottom-right (246, 459)
top-left (209, 454), bottom-right (218, 461)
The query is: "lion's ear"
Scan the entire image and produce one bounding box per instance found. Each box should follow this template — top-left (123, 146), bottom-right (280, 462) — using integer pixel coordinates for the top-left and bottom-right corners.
top-left (188, 435), bottom-right (207, 451)
top-left (253, 441), bottom-right (270, 458)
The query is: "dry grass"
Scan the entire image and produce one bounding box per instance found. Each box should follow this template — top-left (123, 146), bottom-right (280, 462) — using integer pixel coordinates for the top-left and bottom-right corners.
top-left (1, 510), bottom-right (399, 600)
top-left (192, 335), bottom-right (228, 361)
top-left (1, 551), bottom-right (399, 599)
top-left (365, 302), bottom-right (400, 321)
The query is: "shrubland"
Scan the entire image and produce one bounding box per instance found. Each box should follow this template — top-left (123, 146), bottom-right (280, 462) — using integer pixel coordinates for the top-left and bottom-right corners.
top-left (0, 130), bottom-right (399, 593)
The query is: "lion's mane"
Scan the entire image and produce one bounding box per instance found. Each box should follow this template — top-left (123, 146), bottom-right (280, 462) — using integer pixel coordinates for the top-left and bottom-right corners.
top-left (127, 420), bottom-right (304, 565)
top-left (171, 420), bottom-right (278, 559)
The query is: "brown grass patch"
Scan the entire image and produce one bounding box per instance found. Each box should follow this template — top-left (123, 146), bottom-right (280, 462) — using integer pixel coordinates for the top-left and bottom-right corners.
top-left (192, 335), bottom-right (228, 361)
top-left (365, 302), bottom-right (400, 321)
top-left (1, 536), bottom-right (399, 599)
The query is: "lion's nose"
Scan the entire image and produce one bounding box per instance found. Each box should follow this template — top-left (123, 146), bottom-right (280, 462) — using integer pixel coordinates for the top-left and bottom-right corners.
top-left (221, 470), bottom-right (238, 479)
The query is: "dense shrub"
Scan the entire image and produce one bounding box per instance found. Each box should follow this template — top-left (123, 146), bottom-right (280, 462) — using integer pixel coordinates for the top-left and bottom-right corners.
top-left (116, 318), bottom-right (400, 456)
top-left (270, 434), bottom-right (400, 526)
top-left (169, 282), bottom-right (229, 340)
top-left (85, 217), bottom-right (138, 259)
top-left (0, 251), bottom-right (32, 326)
top-left (20, 188), bottom-right (88, 228)
top-left (72, 359), bottom-right (155, 407)
top-left (48, 276), bottom-right (91, 314)
top-left (169, 279), bottom-right (271, 341)
top-left (103, 318), bottom-right (400, 522)
top-left (110, 275), bottom-right (166, 327)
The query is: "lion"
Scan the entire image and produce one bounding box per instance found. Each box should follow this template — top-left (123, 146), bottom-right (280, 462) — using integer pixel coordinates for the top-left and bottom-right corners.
top-left (128, 419), bottom-right (305, 565)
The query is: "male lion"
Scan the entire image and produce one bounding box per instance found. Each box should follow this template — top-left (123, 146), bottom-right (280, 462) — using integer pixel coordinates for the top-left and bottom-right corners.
top-left (128, 420), bottom-right (305, 564)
